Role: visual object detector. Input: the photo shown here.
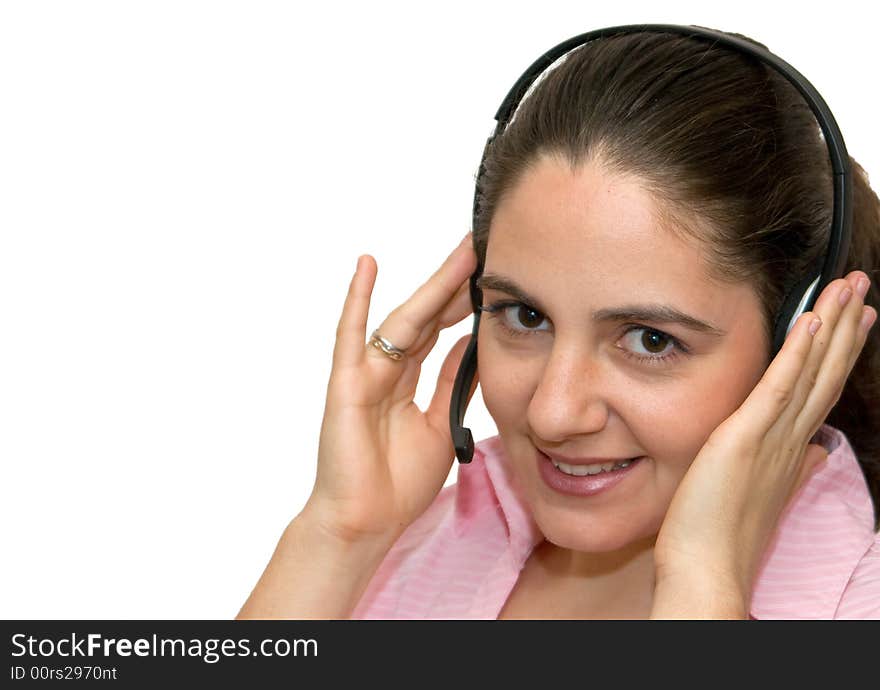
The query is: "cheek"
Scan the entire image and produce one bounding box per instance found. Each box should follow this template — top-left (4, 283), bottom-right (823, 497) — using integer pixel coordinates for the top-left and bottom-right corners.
top-left (477, 338), bottom-right (535, 424)
top-left (631, 356), bottom-right (765, 471)
top-left (687, 348), bottom-right (765, 435)
top-left (617, 384), bottom-right (706, 474)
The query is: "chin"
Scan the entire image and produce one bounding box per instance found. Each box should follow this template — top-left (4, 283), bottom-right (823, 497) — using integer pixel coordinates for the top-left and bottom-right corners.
top-left (527, 498), bottom-right (663, 554)
top-left (534, 512), bottom-right (645, 553)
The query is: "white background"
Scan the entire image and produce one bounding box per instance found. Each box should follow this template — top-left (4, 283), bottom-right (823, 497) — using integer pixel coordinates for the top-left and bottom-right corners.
top-left (1, 0), bottom-right (877, 619)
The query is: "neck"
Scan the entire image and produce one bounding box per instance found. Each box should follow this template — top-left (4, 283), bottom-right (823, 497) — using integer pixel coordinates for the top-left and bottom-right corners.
top-left (530, 533), bottom-right (658, 613)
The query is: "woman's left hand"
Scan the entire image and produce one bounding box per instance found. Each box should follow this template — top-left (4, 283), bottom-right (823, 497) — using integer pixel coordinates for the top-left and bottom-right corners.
top-left (653, 270), bottom-right (876, 606)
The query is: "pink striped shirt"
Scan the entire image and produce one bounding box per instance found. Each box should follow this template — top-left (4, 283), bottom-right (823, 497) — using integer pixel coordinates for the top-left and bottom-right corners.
top-left (352, 424), bottom-right (880, 619)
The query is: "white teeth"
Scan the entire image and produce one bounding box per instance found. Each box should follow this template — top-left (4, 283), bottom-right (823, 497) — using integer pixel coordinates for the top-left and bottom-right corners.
top-left (552, 458), bottom-right (633, 476)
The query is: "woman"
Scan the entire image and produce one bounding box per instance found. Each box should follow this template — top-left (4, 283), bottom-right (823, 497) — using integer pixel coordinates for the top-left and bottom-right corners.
top-left (237, 27), bottom-right (880, 619)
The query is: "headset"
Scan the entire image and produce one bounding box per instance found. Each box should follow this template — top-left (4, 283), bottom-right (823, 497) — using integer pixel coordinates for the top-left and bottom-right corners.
top-left (449, 23), bottom-right (853, 464)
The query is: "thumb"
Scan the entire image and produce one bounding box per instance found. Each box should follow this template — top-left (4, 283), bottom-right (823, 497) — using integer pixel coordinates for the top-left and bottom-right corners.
top-left (425, 334), bottom-right (477, 438)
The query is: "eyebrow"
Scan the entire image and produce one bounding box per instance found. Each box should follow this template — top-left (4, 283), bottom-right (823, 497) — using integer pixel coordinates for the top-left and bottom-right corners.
top-left (475, 272), bottom-right (727, 337)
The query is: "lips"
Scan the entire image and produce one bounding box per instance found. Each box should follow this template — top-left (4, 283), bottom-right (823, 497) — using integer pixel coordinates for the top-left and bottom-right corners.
top-left (536, 448), bottom-right (644, 497)
top-left (538, 449), bottom-right (640, 466)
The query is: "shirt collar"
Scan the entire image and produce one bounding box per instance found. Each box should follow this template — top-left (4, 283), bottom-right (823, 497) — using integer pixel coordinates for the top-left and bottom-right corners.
top-left (455, 435), bottom-right (544, 553)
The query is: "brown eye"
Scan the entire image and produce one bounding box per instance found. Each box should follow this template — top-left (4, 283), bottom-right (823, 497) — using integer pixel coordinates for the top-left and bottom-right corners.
top-left (640, 329), bottom-right (671, 354)
top-left (479, 300), bottom-right (550, 337)
top-left (619, 326), bottom-right (684, 366)
top-left (480, 299), bottom-right (688, 367)
top-left (516, 305), bottom-right (544, 330)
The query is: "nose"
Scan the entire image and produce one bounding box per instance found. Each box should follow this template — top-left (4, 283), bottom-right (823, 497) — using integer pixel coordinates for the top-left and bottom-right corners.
top-left (526, 344), bottom-right (610, 443)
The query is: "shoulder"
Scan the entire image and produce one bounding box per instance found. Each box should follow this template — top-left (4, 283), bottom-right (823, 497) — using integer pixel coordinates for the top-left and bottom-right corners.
top-left (835, 531), bottom-right (880, 619)
top-left (750, 424), bottom-right (878, 619)
top-left (811, 423), bottom-right (879, 619)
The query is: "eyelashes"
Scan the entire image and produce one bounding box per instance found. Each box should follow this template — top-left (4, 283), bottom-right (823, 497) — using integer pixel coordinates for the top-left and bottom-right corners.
top-left (478, 299), bottom-right (689, 367)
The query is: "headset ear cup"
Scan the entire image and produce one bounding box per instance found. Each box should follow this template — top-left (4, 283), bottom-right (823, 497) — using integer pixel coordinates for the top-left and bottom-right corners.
top-left (772, 266), bottom-right (824, 358)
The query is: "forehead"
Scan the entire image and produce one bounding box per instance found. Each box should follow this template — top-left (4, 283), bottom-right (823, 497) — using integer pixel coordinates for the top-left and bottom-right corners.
top-left (486, 155), bottom-right (717, 294)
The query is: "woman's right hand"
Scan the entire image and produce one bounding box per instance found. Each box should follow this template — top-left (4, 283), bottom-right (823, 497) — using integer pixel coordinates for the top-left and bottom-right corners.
top-left (301, 233), bottom-right (480, 549)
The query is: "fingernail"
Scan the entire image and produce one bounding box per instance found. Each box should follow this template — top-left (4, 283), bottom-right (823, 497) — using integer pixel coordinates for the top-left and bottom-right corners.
top-left (839, 287), bottom-right (853, 306)
top-left (857, 277), bottom-right (870, 298)
top-left (860, 307), bottom-right (877, 332)
top-left (809, 317), bottom-right (823, 336)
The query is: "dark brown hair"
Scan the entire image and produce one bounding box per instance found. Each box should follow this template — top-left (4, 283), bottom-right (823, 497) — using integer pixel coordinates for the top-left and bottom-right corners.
top-left (472, 28), bottom-right (880, 531)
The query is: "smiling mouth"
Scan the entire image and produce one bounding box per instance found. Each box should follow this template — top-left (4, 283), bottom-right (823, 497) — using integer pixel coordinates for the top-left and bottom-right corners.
top-left (549, 456), bottom-right (642, 476)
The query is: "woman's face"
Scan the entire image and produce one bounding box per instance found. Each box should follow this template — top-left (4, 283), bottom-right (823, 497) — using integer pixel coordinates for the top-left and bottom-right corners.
top-left (477, 153), bottom-right (769, 554)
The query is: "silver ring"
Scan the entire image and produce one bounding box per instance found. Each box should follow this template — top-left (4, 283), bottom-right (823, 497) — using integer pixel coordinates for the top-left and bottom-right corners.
top-left (368, 329), bottom-right (406, 361)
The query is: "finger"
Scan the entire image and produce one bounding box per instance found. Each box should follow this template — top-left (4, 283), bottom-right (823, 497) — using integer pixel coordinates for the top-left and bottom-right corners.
top-left (838, 302), bottom-right (875, 399)
top-left (366, 234), bottom-right (476, 363)
top-left (737, 309), bottom-right (818, 441)
top-left (385, 282), bottom-right (475, 407)
top-left (815, 301), bottom-right (876, 427)
top-left (401, 278), bottom-right (475, 366)
top-left (333, 254), bottom-right (377, 370)
top-left (795, 272), bottom-right (869, 436)
top-left (849, 302), bottom-right (876, 371)
top-left (437, 278), bottom-right (476, 330)
top-left (776, 275), bottom-right (855, 433)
